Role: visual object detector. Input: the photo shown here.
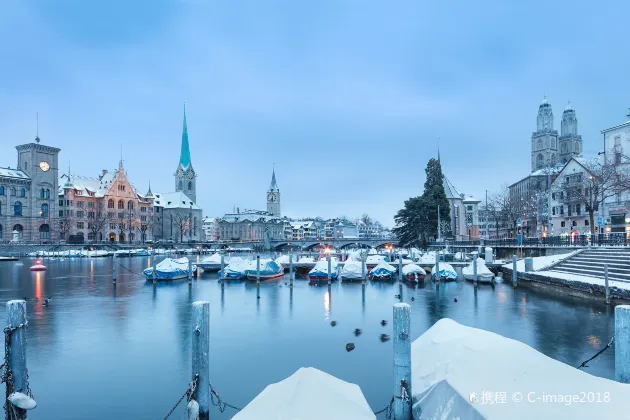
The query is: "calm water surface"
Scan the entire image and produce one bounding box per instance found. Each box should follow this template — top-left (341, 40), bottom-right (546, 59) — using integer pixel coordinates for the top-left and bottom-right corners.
top-left (0, 256), bottom-right (616, 419)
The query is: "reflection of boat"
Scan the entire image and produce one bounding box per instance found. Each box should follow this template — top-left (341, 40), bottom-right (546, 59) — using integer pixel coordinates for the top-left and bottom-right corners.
top-left (143, 257), bottom-right (196, 280)
top-left (463, 259), bottom-right (494, 283)
top-left (308, 260), bottom-right (340, 284)
top-left (431, 263), bottom-right (458, 281)
top-left (340, 260), bottom-right (365, 281)
top-left (402, 264), bottom-right (426, 282)
top-left (198, 253), bottom-right (223, 272)
top-left (219, 259), bottom-right (251, 280)
top-left (246, 259), bottom-right (284, 281)
top-left (370, 262), bottom-right (397, 281)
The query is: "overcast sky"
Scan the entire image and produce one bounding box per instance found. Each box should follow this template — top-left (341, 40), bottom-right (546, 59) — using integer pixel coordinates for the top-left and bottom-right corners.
top-left (2, 0), bottom-right (630, 227)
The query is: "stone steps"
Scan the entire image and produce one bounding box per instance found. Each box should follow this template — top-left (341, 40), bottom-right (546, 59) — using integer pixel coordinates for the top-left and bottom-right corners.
top-left (548, 249), bottom-right (630, 283)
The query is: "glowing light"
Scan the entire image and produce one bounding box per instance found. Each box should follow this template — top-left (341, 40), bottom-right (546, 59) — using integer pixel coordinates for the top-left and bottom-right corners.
top-left (324, 290), bottom-right (330, 318)
top-left (587, 335), bottom-right (601, 349)
top-left (324, 248), bottom-right (331, 254)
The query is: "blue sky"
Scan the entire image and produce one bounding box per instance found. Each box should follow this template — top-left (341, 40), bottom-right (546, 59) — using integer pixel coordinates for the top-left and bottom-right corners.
top-left (1, 0), bottom-right (630, 227)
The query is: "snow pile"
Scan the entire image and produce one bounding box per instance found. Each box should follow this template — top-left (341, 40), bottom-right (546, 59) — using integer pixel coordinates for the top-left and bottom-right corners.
top-left (502, 253), bottom-right (573, 272)
top-left (418, 251), bottom-right (437, 265)
top-left (233, 367), bottom-right (375, 420)
top-left (412, 319), bottom-right (630, 419)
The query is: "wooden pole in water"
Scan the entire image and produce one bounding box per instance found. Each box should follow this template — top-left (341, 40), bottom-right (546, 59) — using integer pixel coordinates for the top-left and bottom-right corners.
top-left (393, 303), bottom-right (412, 420)
top-left (289, 249), bottom-right (294, 286)
top-left (434, 251), bottom-right (440, 282)
top-left (473, 254), bottom-right (478, 287)
top-left (327, 253), bottom-right (332, 285)
top-left (605, 264), bottom-right (610, 304)
top-left (361, 254), bottom-right (366, 285)
top-left (398, 254), bottom-right (403, 283)
top-left (6, 300), bottom-right (35, 417)
top-left (256, 255), bottom-right (261, 284)
top-left (512, 254), bottom-right (517, 287)
top-left (220, 252), bottom-right (225, 280)
top-left (188, 259), bottom-right (193, 284)
top-left (112, 253), bottom-right (117, 283)
top-left (615, 305), bottom-right (630, 383)
top-left (192, 301), bottom-right (210, 419)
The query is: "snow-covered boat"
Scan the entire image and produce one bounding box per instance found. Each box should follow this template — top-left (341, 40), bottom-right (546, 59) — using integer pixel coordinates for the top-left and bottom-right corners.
top-left (218, 259), bottom-right (251, 280)
top-left (308, 260), bottom-right (340, 284)
top-left (246, 259), bottom-right (284, 281)
top-left (340, 260), bottom-right (365, 281)
top-left (143, 257), bottom-right (196, 281)
top-left (365, 255), bottom-right (386, 267)
top-left (463, 259), bottom-right (494, 283)
top-left (431, 263), bottom-right (458, 281)
top-left (296, 256), bottom-right (315, 266)
top-left (134, 249), bottom-right (149, 256)
top-left (369, 262), bottom-right (397, 281)
top-left (402, 264), bottom-right (426, 282)
top-left (198, 253), bottom-right (223, 272)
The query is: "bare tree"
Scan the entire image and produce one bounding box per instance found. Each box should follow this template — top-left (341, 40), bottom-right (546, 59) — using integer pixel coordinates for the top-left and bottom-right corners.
top-left (554, 156), bottom-right (625, 235)
top-left (58, 212), bottom-right (73, 242)
top-left (87, 210), bottom-right (109, 243)
top-left (139, 215), bottom-right (154, 243)
top-left (171, 212), bottom-right (190, 242)
top-left (494, 185), bottom-right (536, 238)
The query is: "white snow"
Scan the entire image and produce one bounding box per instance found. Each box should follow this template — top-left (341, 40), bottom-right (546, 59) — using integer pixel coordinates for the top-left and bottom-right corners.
top-left (501, 253), bottom-right (574, 272)
top-left (537, 270), bottom-right (630, 291)
top-left (402, 264), bottom-right (426, 276)
top-left (233, 367), bottom-right (376, 420)
top-left (366, 255), bottom-right (386, 265)
top-left (418, 251), bottom-right (437, 266)
top-left (412, 319), bottom-right (630, 419)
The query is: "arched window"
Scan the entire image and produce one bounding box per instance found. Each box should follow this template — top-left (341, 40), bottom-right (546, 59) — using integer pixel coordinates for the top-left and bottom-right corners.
top-left (575, 143), bottom-right (580, 153)
top-left (41, 203), bottom-right (49, 218)
top-left (188, 181), bottom-right (192, 190)
top-left (13, 201), bottom-right (22, 216)
top-left (178, 180), bottom-right (183, 190)
top-left (39, 224), bottom-right (50, 239)
top-left (118, 200), bottom-right (124, 210)
top-left (536, 154), bottom-right (544, 169)
top-left (108, 199), bottom-right (114, 209)
top-left (10, 187), bottom-right (15, 196)
top-left (12, 224), bottom-right (23, 240)
top-left (0, 186), bottom-right (4, 196)
top-left (537, 139), bottom-right (543, 150)
top-left (127, 200), bottom-right (134, 210)
top-left (19, 188), bottom-right (25, 197)
top-left (45, 189), bottom-right (50, 199)
top-left (562, 143), bottom-right (568, 153)
top-left (40, 188), bottom-right (45, 199)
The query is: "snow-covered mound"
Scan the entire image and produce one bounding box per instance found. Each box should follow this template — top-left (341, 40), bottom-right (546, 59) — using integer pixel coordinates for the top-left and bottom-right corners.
top-left (233, 367), bottom-right (375, 420)
top-left (502, 253), bottom-right (573, 272)
top-left (412, 318), bottom-right (630, 419)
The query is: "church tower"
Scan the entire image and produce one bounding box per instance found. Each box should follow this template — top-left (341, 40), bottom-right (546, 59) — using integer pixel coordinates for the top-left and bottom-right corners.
top-left (174, 105), bottom-right (197, 203)
top-left (531, 96), bottom-right (559, 172)
top-left (559, 102), bottom-right (583, 163)
top-left (266, 167), bottom-right (281, 216)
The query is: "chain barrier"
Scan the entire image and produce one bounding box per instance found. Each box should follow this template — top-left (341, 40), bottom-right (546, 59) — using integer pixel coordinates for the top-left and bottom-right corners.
top-left (115, 261), bottom-right (146, 277)
top-left (164, 376), bottom-right (199, 420)
top-left (2, 322), bottom-right (33, 420)
top-left (577, 335), bottom-right (615, 369)
top-left (209, 382), bottom-right (242, 413)
top-left (373, 396), bottom-right (394, 418)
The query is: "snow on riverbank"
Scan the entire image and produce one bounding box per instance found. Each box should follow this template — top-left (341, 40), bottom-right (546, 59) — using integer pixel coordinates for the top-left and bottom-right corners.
top-left (501, 252), bottom-right (574, 272)
top-left (536, 270), bottom-right (630, 291)
top-left (412, 319), bottom-right (630, 419)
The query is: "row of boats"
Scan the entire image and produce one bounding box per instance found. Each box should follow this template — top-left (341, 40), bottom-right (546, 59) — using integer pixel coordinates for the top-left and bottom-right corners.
top-left (143, 252), bottom-right (496, 283)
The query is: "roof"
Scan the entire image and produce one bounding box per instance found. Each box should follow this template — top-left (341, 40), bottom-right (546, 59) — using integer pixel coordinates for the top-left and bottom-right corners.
top-left (463, 194), bottom-right (481, 204)
top-left (268, 168), bottom-right (279, 192)
top-left (178, 105), bottom-right (192, 170)
top-left (601, 120), bottom-right (630, 134)
top-left (220, 209), bottom-right (283, 223)
top-left (58, 170), bottom-right (117, 197)
top-left (0, 167), bottom-right (30, 180)
top-left (153, 191), bottom-right (200, 209)
top-left (442, 175), bottom-right (463, 199)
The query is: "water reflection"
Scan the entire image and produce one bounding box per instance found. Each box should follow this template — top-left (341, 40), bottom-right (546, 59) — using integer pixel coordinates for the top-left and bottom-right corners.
top-left (324, 289), bottom-right (331, 319)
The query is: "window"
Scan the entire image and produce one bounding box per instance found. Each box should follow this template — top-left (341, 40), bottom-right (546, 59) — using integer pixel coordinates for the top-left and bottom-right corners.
top-left (19, 188), bottom-right (25, 197)
top-left (40, 189), bottom-right (45, 199)
top-left (616, 152), bottom-right (622, 165)
top-left (77, 201), bottom-right (84, 208)
top-left (568, 205), bottom-right (572, 217)
top-left (576, 204), bottom-right (580, 215)
top-left (107, 211), bottom-right (114, 218)
top-left (77, 211), bottom-right (84, 218)
top-left (178, 181), bottom-right (183, 190)
top-left (59, 210), bottom-right (63, 217)
top-left (109, 223), bottom-right (117, 230)
top-left (615, 136), bottom-right (621, 146)
top-left (10, 187), bottom-right (15, 196)
top-left (77, 222), bottom-right (84, 229)
top-left (118, 212), bottom-right (124, 219)
top-left (108, 199), bottom-right (114, 209)
top-left (156, 207), bottom-right (160, 213)
top-left (87, 201), bottom-right (94, 208)
top-left (561, 221), bottom-right (566, 227)
top-left (87, 211), bottom-right (95, 218)
top-left (575, 143), bottom-right (580, 153)
top-left (118, 200), bottom-right (124, 209)
top-left (141, 215), bottom-right (147, 222)
top-left (536, 154), bottom-right (544, 169)
top-left (141, 206), bottom-right (146, 213)
top-left (552, 192), bottom-right (556, 200)
top-left (537, 139), bottom-right (543, 149)
top-left (552, 207), bottom-right (556, 215)
top-left (617, 193), bottom-right (621, 203)
top-left (39, 224), bottom-right (50, 239)
top-left (13, 201), bottom-right (22, 216)
top-left (0, 186), bottom-right (4, 195)
top-left (585, 219), bottom-right (590, 226)
top-left (41, 203), bottom-right (49, 218)
top-left (127, 201), bottom-right (134, 210)
top-left (572, 221), bottom-right (577, 227)
top-left (560, 206), bottom-right (564, 215)
top-left (188, 181), bottom-right (192, 190)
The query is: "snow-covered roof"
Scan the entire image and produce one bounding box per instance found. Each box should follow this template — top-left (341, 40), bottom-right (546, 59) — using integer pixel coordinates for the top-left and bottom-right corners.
top-left (220, 210), bottom-right (283, 223)
top-left (529, 162), bottom-right (565, 177)
top-left (291, 221), bottom-right (314, 229)
top-left (58, 170), bottom-right (117, 197)
top-left (412, 318), bottom-right (630, 419)
top-left (233, 367), bottom-right (375, 420)
top-left (0, 167), bottom-right (30, 180)
top-left (153, 191), bottom-right (200, 209)
top-left (601, 119), bottom-right (630, 134)
top-left (463, 194), bottom-right (480, 204)
top-left (443, 175), bottom-right (463, 199)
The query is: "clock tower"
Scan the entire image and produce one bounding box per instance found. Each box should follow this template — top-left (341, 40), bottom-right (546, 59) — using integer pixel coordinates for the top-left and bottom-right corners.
top-left (266, 167), bottom-right (281, 216)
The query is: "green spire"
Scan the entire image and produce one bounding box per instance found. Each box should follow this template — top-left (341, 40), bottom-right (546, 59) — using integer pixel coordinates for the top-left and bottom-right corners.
top-left (179, 103), bottom-right (192, 169)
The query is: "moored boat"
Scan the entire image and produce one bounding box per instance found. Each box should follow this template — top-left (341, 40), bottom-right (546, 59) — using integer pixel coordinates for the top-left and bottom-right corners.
top-left (365, 255), bottom-right (386, 267)
top-left (370, 262), bottom-right (397, 281)
top-left (308, 260), bottom-right (340, 285)
top-left (246, 259), bottom-right (284, 281)
top-left (463, 259), bottom-right (494, 283)
top-left (339, 260), bottom-right (365, 281)
top-left (431, 263), bottom-right (458, 281)
top-left (198, 252), bottom-right (223, 272)
top-left (143, 257), bottom-right (196, 280)
top-left (402, 263), bottom-right (426, 282)
top-left (218, 259), bottom-right (251, 280)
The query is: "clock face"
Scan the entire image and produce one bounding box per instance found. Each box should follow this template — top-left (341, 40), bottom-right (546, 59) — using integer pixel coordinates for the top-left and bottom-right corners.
top-left (268, 193), bottom-right (275, 202)
top-left (39, 161), bottom-right (50, 172)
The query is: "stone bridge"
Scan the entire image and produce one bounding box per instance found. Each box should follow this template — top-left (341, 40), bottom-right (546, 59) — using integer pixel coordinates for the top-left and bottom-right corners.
top-left (215, 238), bottom-right (398, 251)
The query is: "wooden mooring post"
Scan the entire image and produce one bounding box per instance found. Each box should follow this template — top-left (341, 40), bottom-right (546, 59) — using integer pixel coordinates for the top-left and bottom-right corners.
top-left (361, 254), bottom-right (367, 285)
top-left (434, 251), bottom-right (440, 283)
top-left (256, 255), bottom-right (261, 284)
top-left (393, 303), bottom-right (412, 419)
top-left (152, 260), bottom-right (157, 285)
top-left (289, 250), bottom-right (294, 287)
top-left (112, 254), bottom-right (117, 284)
top-left (616, 305), bottom-right (630, 383)
top-left (188, 260), bottom-right (193, 284)
top-left (192, 301), bottom-right (210, 419)
top-left (605, 264), bottom-right (610, 304)
top-left (327, 254), bottom-right (332, 285)
top-left (473, 254), bottom-right (478, 288)
top-left (512, 255), bottom-right (517, 287)
top-left (6, 300), bottom-right (36, 417)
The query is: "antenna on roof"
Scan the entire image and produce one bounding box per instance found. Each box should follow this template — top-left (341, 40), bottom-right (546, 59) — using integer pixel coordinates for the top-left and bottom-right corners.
top-left (35, 112), bottom-right (40, 143)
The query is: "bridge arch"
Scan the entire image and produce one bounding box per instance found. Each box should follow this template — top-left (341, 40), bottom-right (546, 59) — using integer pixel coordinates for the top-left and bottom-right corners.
top-left (304, 242), bottom-right (334, 251)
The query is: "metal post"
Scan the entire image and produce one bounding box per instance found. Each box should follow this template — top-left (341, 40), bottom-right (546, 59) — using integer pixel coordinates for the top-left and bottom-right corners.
top-left (327, 254), bottom-right (332, 285)
top-left (361, 254), bottom-right (366, 285)
top-left (512, 254), bottom-right (517, 287)
top-left (393, 303), bottom-right (412, 420)
top-left (473, 254), bottom-right (478, 287)
top-left (605, 264), bottom-right (610, 304)
top-left (188, 259), bottom-right (193, 284)
top-left (113, 254), bottom-right (117, 283)
top-left (289, 250), bottom-right (294, 286)
top-left (220, 252), bottom-right (225, 280)
top-left (192, 301), bottom-right (210, 419)
top-left (398, 254), bottom-right (403, 283)
top-left (256, 255), bottom-right (261, 284)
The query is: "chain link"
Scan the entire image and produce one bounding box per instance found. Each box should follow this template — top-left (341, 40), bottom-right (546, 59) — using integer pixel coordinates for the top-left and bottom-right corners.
top-left (164, 376), bottom-right (199, 420)
top-left (115, 261), bottom-right (146, 277)
top-left (209, 382), bottom-right (242, 413)
top-left (373, 396), bottom-right (394, 418)
top-left (577, 334), bottom-right (615, 369)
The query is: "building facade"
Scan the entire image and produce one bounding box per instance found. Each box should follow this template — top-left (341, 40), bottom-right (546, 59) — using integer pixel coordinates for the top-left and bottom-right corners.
top-left (0, 138), bottom-right (60, 243)
top-left (202, 217), bottom-right (219, 241)
top-left (442, 175), bottom-right (481, 240)
top-left (217, 209), bottom-right (286, 241)
top-left (58, 161), bottom-right (154, 243)
top-left (601, 114), bottom-right (630, 234)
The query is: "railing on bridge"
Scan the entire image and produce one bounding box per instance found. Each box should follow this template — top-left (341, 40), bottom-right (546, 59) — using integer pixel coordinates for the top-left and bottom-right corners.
top-left (430, 233), bottom-right (630, 248)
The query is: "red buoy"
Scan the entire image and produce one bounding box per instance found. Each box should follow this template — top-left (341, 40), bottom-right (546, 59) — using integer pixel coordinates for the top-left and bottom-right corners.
top-left (30, 260), bottom-right (47, 272)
